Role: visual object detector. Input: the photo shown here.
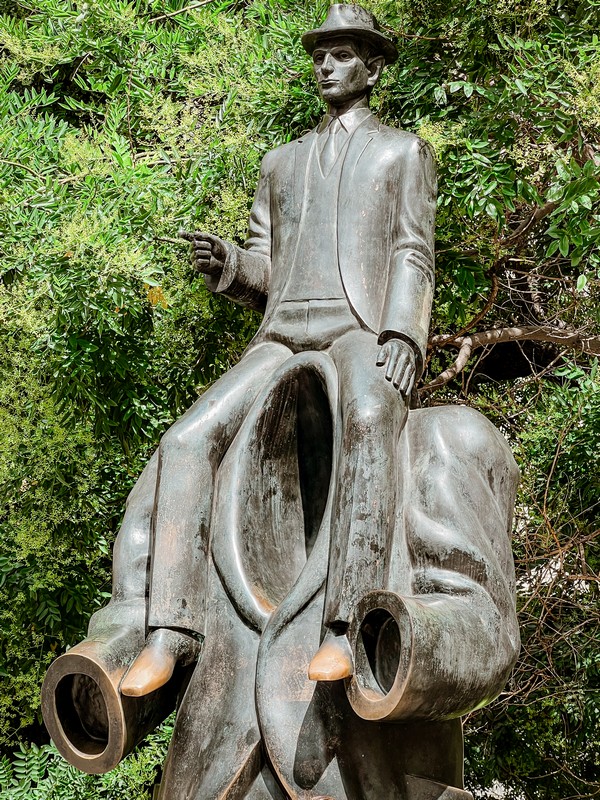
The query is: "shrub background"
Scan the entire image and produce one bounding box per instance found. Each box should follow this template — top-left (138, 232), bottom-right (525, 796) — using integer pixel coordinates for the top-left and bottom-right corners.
top-left (0, 1), bottom-right (598, 798)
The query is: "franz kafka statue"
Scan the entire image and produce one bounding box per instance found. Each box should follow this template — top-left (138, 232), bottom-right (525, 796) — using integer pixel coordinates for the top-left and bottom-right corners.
top-left (43, 6), bottom-right (521, 800)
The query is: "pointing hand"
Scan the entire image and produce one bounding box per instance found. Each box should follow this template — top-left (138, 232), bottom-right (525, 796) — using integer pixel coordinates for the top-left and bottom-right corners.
top-left (179, 230), bottom-right (227, 276)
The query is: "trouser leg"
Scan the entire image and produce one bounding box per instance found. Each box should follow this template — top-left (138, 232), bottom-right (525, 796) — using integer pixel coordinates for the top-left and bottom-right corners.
top-left (88, 452), bottom-right (159, 636)
top-left (112, 452), bottom-right (158, 601)
top-left (148, 341), bottom-right (292, 636)
top-left (324, 329), bottom-right (408, 627)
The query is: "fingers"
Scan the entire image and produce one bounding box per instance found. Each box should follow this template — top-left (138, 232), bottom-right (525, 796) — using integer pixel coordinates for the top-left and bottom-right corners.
top-left (193, 244), bottom-right (220, 275)
top-left (193, 242), bottom-right (212, 255)
top-left (193, 241), bottom-right (212, 260)
top-left (376, 343), bottom-right (389, 366)
top-left (385, 349), bottom-right (398, 382)
top-left (404, 368), bottom-right (416, 396)
top-left (376, 340), bottom-right (416, 397)
top-left (178, 229), bottom-right (217, 247)
top-left (376, 341), bottom-right (398, 381)
top-left (391, 356), bottom-right (407, 388)
top-left (380, 342), bottom-right (403, 383)
top-left (179, 231), bottom-right (225, 275)
top-left (394, 360), bottom-right (416, 396)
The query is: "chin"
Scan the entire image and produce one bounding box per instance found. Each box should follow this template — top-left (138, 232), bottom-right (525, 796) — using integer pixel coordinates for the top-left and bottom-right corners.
top-left (322, 92), bottom-right (355, 107)
top-left (320, 88), bottom-right (344, 103)
top-left (321, 87), bottom-right (367, 107)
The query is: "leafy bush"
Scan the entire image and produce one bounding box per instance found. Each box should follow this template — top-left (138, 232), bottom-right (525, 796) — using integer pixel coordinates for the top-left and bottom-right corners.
top-left (0, 0), bottom-right (598, 798)
top-left (0, 718), bottom-right (172, 799)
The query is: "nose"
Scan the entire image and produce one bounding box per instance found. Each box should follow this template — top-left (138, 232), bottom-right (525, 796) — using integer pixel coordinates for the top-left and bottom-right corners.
top-left (321, 53), bottom-right (334, 76)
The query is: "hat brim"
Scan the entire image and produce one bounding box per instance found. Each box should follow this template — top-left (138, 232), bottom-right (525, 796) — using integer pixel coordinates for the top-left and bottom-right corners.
top-left (301, 27), bottom-right (398, 64)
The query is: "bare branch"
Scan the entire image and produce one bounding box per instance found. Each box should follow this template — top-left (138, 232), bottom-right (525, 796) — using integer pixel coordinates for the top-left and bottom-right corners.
top-left (421, 325), bottom-right (600, 392)
top-left (423, 338), bottom-right (473, 391)
top-left (0, 158), bottom-right (42, 179)
top-left (501, 200), bottom-right (560, 245)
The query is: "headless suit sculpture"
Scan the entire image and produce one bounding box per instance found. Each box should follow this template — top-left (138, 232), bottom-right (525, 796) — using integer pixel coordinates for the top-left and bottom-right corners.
top-left (42, 7), bottom-right (521, 799)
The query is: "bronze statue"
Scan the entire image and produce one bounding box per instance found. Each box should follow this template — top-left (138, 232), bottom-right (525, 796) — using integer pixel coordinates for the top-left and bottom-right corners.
top-left (42, 7), bottom-right (520, 799)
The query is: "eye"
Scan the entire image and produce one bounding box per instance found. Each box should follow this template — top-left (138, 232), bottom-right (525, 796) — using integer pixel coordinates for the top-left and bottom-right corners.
top-left (313, 54), bottom-right (324, 65)
top-left (337, 51), bottom-right (352, 60)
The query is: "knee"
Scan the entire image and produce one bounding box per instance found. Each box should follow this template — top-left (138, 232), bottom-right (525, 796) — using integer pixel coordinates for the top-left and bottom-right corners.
top-left (444, 406), bottom-right (493, 456)
top-left (344, 395), bottom-right (400, 439)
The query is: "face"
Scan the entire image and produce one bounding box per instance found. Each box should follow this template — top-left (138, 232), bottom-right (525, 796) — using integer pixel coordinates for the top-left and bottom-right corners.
top-left (312, 37), bottom-right (382, 107)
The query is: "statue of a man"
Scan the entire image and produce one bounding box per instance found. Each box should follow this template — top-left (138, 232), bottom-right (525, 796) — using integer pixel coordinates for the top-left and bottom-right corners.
top-left (44, 7), bottom-right (520, 798)
top-left (119, 3), bottom-right (437, 696)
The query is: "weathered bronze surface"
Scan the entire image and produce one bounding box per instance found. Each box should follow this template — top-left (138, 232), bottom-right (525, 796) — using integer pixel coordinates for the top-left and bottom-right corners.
top-left (42, 6), bottom-right (520, 798)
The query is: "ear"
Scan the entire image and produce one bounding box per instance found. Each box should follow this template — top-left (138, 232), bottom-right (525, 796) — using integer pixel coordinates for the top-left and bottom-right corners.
top-left (366, 55), bottom-right (385, 88)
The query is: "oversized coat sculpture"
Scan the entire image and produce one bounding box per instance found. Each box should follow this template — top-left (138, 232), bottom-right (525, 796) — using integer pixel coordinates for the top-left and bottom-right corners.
top-left (42, 6), bottom-right (521, 799)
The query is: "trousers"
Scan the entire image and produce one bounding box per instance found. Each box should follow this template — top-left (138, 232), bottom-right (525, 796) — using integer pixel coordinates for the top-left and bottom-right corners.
top-left (142, 298), bottom-right (406, 634)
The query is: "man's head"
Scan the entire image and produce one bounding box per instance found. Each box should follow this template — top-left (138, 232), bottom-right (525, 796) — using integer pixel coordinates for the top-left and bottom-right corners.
top-left (311, 36), bottom-right (384, 107)
top-left (302, 4), bottom-right (397, 107)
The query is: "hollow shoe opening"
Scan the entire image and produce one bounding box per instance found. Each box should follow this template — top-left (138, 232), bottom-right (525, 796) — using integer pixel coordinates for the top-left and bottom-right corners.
top-left (55, 674), bottom-right (109, 755)
top-left (357, 608), bottom-right (401, 696)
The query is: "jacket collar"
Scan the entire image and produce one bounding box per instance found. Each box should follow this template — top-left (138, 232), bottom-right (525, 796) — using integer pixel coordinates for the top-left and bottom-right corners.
top-left (316, 106), bottom-right (374, 135)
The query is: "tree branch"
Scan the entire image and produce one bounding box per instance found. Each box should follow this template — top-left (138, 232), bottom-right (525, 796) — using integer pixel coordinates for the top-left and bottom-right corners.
top-left (502, 200), bottom-right (560, 245)
top-left (421, 325), bottom-right (600, 392)
top-left (0, 158), bottom-right (42, 179)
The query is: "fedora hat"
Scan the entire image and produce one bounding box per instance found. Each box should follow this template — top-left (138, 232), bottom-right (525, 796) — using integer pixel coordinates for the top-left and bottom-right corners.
top-left (302, 4), bottom-right (398, 64)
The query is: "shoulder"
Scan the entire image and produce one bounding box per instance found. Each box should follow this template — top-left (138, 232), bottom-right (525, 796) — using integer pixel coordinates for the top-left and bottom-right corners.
top-left (374, 123), bottom-right (436, 162)
top-left (259, 134), bottom-right (312, 175)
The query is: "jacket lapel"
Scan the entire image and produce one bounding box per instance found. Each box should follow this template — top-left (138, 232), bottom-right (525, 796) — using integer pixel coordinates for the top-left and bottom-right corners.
top-left (292, 131), bottom-right (316, 211)
top-left (337, 116), bottom-right (382, 334)
top-left (339, 115), bottom-right (379, 184)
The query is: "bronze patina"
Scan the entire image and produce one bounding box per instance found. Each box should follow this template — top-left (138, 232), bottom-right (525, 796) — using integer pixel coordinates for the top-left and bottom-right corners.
top-left (42, 7), bottom-right (520, 799)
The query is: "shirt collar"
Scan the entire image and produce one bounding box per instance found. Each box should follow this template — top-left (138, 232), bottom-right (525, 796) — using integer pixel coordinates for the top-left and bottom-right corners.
top-left (317, 106), bottom-right (373, 135)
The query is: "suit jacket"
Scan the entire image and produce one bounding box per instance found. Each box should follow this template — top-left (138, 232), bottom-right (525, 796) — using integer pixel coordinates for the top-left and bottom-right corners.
top-left (206, 113), bottom-right (437, 375)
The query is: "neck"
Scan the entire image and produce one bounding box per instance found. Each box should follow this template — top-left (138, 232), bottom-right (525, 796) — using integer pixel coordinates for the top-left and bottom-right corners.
top-left (326, 95), bottom-right (370, 118)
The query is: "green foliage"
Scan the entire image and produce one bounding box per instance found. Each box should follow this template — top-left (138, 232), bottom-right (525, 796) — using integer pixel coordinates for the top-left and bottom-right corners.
top-left (0, 0), bottom-right (598, 798)
top-left (0, 718), bottom-right (172, 799)
top-left (463, 366), bottom-right (600, 799)
top-left (0, 0), bottom-right (268, 747)
top-left (363, 0), bottom-right (600, 331)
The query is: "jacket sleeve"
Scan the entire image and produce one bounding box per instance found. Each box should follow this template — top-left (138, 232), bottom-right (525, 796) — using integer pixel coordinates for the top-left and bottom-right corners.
top-left (378, 138), bottom-right (437, 376)
top-left (204, 155), bottom-right (273, 313)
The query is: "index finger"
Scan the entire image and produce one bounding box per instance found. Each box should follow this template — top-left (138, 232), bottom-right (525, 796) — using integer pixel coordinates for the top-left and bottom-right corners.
top-left (385, 352), bottom-right (399, 382)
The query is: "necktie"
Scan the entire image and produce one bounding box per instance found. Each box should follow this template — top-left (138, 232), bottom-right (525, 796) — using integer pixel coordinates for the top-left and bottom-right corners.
top-left (319, 117), bottom-right (341, 175)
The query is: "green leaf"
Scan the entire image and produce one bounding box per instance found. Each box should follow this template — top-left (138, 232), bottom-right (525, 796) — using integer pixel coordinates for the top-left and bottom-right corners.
top-left (514, 78), bottom-right (528, 95)
top-left (433, 86), bottom-right (448, 105)
top-left (108, 72), bottom-right (125, 94)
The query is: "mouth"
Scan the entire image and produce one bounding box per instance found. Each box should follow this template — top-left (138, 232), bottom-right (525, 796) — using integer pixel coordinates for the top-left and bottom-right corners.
top-left (319, 80), bottom-right (339, 88)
